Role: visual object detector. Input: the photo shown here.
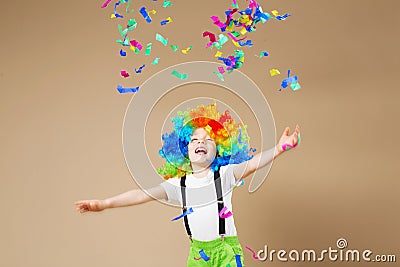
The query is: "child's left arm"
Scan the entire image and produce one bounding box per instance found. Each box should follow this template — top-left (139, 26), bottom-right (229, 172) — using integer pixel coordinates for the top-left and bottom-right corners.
top-left (233, 125), bottom-right (300, 181)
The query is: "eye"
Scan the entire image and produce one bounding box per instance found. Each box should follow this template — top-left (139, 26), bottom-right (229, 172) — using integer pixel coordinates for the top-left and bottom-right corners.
top-left (190, 138), bottom-right (198, 143)
top-left (206, 138), bottom-right (215, 142)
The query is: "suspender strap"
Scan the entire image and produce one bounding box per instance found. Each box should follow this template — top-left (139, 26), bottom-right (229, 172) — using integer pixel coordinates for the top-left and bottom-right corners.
top-left (214, 169), bottom-right (226, 236)
top-left (180, 169), bottom-right (225, 240)
top-left (180, 176), bottom-right (192, 238)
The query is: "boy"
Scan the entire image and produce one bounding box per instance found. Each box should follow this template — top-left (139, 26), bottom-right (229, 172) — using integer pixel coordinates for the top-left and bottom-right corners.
top-left (75, 103), bottom-right (300, 266)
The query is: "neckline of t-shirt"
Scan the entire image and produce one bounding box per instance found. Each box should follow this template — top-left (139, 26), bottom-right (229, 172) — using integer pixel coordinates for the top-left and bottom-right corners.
top-left (186, 170), bottom-right (214, 186)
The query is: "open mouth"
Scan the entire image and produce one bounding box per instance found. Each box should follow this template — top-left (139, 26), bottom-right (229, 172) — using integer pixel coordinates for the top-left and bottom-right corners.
top-left (195, 147), bottom-right (208, 154)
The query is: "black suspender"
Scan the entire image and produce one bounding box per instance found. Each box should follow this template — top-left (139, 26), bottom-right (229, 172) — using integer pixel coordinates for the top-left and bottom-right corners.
top-left (214, 168), bottom-right (226, 237)
top-left (180, 169), bottom-right (226, 241)
top-left (180, 176), bottom-right (192, 239)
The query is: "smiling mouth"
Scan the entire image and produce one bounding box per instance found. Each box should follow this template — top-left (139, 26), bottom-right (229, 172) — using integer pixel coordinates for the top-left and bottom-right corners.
top-left (195, 147), bottom-right (208, 154)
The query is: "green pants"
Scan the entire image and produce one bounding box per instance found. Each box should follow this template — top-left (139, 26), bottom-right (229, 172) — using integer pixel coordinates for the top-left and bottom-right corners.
top-left (187, 236), bottom-right (245, 267)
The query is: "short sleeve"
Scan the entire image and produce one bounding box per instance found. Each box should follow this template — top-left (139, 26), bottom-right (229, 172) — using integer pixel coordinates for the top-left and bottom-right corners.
top-left (160, 178), bottom-right (181, 204)
top-left (220, 164), bottom-right (236, 192)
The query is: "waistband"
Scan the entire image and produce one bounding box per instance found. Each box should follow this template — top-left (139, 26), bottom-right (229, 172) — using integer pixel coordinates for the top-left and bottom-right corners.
top-left (191, 236), bottom-right (240, 250)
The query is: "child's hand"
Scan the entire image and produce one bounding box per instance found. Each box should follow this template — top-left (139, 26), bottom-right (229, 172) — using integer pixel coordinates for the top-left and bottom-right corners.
top-left (276, 125), bottom-right (301, 155)
top-left (74, 199), bottom-right (107, 213)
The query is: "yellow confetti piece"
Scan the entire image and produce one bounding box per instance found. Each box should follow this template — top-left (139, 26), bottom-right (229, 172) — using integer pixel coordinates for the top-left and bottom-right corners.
top-left (240, 28), bottom-right (247, 35)
top-left (181, 46), bottom-right (192, 54)
top-left (232, 40), bottom-right (241, 48)
top-left (148, 9), bottom-right (156, 15)
top-left (239, 15), bottom-right (249, 23)
top-left (270, 68), bottom-right (281, 76)
top-left (205, 125), bottom-right (212, 133)
top-left (271, 10), bottom-right (279, 17)
top-left (226, 24), bottom-right (234, 32)
top-left (166, 16), bottom-right (172, 22)
top-left (215, 51), bottom-right (222, 58)
top-left (110, 14), bottom-right (116, 19)
top-left (130, 45), bottom-right (135, 51)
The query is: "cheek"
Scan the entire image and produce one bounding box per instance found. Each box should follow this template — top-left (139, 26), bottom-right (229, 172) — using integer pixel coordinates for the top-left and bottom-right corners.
top-left (208, 144), bottom-right (217, 155)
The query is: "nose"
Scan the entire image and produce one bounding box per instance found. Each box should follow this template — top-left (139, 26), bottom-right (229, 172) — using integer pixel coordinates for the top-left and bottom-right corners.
top-left (197, 140), bottom-right (205, 144)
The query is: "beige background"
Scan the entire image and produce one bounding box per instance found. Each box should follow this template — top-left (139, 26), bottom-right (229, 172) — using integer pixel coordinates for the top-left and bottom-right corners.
top-left (1, 0), bottom-right (399, 266)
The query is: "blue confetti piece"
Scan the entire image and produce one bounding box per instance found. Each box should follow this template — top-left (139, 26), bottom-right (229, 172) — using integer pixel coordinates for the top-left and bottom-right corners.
top-left (114, 1), bottom-right (124, 18)
top-left (117, 85), bottom-right (139, 94)
top-left (235, 255), bottom-right (242, 267)
top-left (119, 49), bottom-right (127, 57)
top-left (260, 51), bottom-right (269, 57)
top-left (276, 13), bottom-right (291, 20)
top-left (171, 207), bottom-right (193, 221)
top-left (139, 7), bottom-right (152, 23)
top-left (238, 40), bottom-right (253, 47)
top-left (281, 70), bottom-right (298, 89)
top-left (134, 64), bottom-right (146, 73)
top-left (254, 7), bottom-right (271, 22)
top-left (160, 19), bottom-right (169, 25)
top-left (199, 250), bottom-right (210, 261)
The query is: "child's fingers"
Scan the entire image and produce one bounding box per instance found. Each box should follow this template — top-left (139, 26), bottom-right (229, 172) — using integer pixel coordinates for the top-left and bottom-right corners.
top-left (283, 127), bottom-right (290, 136)
top-left (74, 200), bottom-right (89, 206)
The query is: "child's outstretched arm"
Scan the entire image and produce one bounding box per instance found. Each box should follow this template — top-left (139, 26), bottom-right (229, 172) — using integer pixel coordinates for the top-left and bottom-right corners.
top-left (74, 185), bottom-right (167, 213)
top-left (233, 125), bottom-right (300, 181)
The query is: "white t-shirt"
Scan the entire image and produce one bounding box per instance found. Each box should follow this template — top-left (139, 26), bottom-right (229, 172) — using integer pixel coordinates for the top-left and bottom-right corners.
top-left (160, 165), bottom-right (241, 241)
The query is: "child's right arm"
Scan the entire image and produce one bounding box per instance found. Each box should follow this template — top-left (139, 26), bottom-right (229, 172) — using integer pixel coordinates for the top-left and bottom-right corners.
top-left (74, 185), bottom-right (167, 213)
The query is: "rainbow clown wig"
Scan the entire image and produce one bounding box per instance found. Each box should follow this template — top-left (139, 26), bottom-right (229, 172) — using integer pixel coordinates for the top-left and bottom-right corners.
top-left (158, 102), bottom-right (255, 179)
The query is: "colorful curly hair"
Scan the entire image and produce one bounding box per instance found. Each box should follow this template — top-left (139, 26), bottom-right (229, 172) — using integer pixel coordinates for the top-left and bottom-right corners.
top-left (158, 101), bottom-right (255, 179)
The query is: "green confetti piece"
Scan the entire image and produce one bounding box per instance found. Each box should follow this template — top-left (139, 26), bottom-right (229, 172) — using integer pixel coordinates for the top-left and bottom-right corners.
top-left (232, 3), bottom-right (239, 8)
top-left (118, 24), bottom-right (125, 37)
top-left (260, 13), bottom-right (272, 23)
top-left (290, 82), bottom-right (301, 91)
top-left (116, 37), bottom-right (130, 46)
top-left (122, 19), bottom-right (137, 35)
top-left (127, 18), bottom-right (136, 27)
top-left (213, 71), bottom-right (224, 81)
top-left (170, 45), bottom-right (178, 52)
top-left (297, 133), bottom-right (301, 145)
top-left (171, 70), bottom-right (188, 80)
top-left (231, 31), bottom-right (240, 37)
top-left (145, 43), bottom-right (152, 56)
top-left (133, 46), bottom-right (141, 54)
top-left (218, 34), bottom-right (228, 45)
top-left (151, 57), bottom-right (160, 65)
top-left (155, 33), bottom-right (168, 46)
top-left (163, 0), bottom-right (172, 7)
top-left (234, 49), bottom-right (244, 58)
top-left (125, 0), bottom-right (134, 13)
top-left (211, 42), bottom-right (222, 50)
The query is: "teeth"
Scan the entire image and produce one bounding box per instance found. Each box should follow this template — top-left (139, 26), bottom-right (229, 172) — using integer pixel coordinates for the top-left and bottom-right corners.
top-left (195, 148), bottom-right (207, 153)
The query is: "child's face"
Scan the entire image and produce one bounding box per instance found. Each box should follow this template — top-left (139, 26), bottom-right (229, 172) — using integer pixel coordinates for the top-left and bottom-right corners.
top-left (188, 128), bottom-right (217, 168)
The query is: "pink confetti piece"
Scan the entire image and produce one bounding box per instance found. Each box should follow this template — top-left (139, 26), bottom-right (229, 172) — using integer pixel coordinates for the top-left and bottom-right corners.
top-left (218, 206), bottom-right (232, 219)
top-left (245, 246), bottom-right (259, 260)
top-left (248, 0), bottom-right (258, 8)
top-left (101, 0), bottom-right (113, 8)
top-left (202, 31), bottom-right (216, 43)
top-left (120, 70), bottom-right (130, 78)
top-left (210, 16), bottom-right (226, 29)
top-left (218, 66), bottom-right (225, 74)
top-left (130, 40), bottom-right (143, 50)
top-left (227, 32), bottom-right (246, 42)
top-left (282, 141), bottom-right (298, 151)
